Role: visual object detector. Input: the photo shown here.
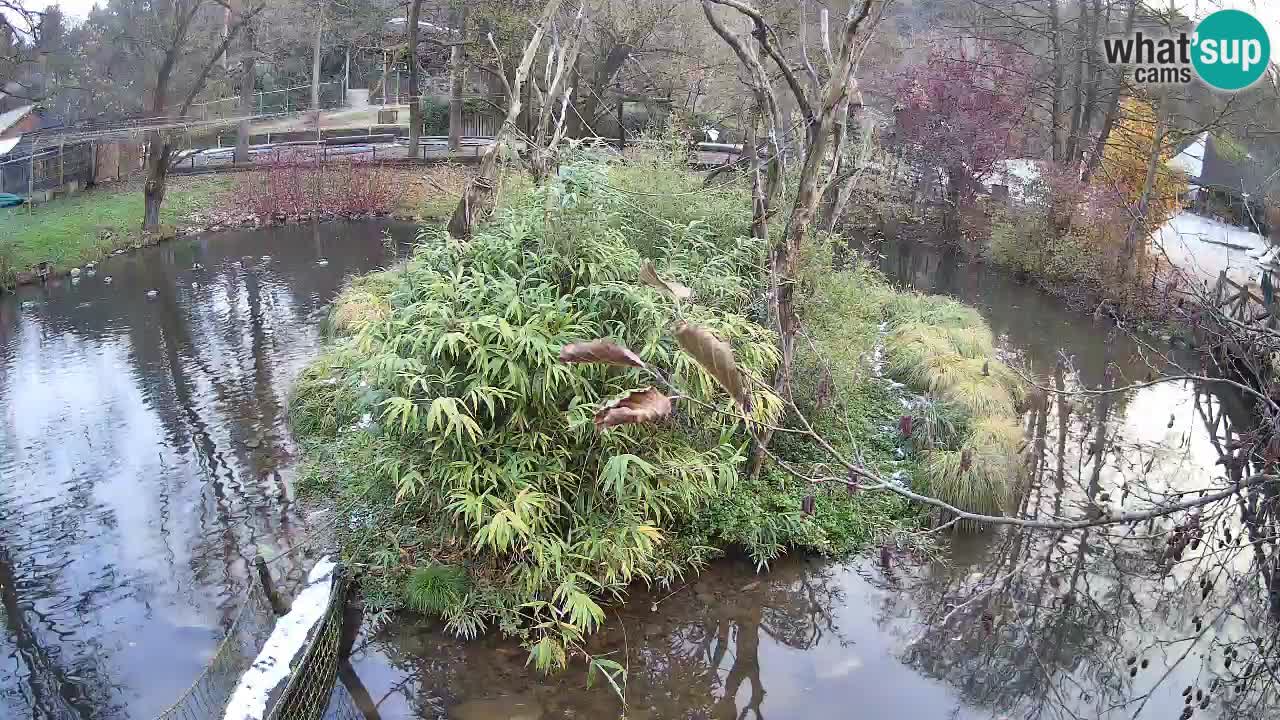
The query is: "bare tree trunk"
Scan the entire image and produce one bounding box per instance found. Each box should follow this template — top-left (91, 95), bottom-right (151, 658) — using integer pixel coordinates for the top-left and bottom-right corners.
top-left (1121, 96), bottom-right (1167, 282)
top-left (817, 113), bottom-right (849, 229)
top-left (142, 2), bottom-right (257, 233)
top-left (143, 131), bottom-right (171, 232)
top-left (1082, 0), bottom-right (1136, 184)
top-left (448, 4), bottom-right (467, 153)
top-left (1072, 0), bottom-right (1102, 166)
top-left (744, 105), bottom-right (780, 242)
top-left (702, 0), bottom-right (876, 476)
top-left (407, 0), bottom-right (424, 158)
top-left (235, 2), bottom-right (255, 165)
top-left (311, 1), bottom-right (324, 130)
top-left (575, 46), bottom-right (632, 138)
top-left (381, 51), bottom-right (389, 105)
top-left (528, 8), bottom-right (585, 185)
top-left (1048, 0), bottom-right (1063, 164)
top-left (1063, 0), bottom-right (1088, 165)
top-left (447, 0), bottom-right (565, 239)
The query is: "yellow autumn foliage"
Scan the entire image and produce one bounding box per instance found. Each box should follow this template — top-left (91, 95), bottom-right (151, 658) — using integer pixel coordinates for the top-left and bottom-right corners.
top-left (1100, 97), bottom-right (1188, 235)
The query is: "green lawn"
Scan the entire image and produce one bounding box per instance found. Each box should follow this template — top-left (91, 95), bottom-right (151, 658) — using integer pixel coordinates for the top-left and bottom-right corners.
top-left (0, 175), bottom-right (233, 288)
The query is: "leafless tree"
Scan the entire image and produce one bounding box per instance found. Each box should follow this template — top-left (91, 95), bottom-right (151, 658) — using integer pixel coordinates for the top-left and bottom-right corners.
top-left (139, 0), bottom-right (264, 232)
top-left (446, 0), bottom-right (567, 239)
top-left (700, 0), bottom-right (881, 475)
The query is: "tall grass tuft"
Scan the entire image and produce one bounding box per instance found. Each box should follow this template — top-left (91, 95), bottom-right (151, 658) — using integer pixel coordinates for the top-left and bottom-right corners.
top-left (405, 564), bottom-right (470, 615)
top-left (882, 291), bottom-right (1026, 526)
top-left (327, 268), bottom-right (400, 336)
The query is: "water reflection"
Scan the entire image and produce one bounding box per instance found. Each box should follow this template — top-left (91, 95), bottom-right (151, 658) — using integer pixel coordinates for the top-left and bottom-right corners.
top-left (0, 221), bottom-right (416, 719)
top-left (340, 237), bottom-right (1278, 719)
top-left (870, 238), bottom-right (1279, 720)
top-left (348, 558), bottom-right (975, 720)
top-left (5, 223), bottom-right (1273, 719)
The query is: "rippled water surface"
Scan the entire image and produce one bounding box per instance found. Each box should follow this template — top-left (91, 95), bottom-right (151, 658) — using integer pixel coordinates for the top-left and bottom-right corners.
top-left (2, 229), bottom-right (1275, 719)
top-left (0, 221), bottom-right (416, 718)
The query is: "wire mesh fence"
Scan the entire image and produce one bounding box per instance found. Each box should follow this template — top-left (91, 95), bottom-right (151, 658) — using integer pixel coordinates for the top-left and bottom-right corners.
top-left (142, 557), bottom-right (358, 720)
top-left (0, 140), bottom-right (96, 196)
top-left (152, 581), bottom-right (279, 720)
top-left (190, 82), bottom-right (348, 123)
top-left (267, 569), bottom-right (349, 720)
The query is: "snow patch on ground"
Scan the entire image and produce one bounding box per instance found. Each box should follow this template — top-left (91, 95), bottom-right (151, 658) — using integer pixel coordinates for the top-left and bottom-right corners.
top-left (1153, 211), bottom-right (1271, 285)
top-left (223, 557), bottom-right (338, 720)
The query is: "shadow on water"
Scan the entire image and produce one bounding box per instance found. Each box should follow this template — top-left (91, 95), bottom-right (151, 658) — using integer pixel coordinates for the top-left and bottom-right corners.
top-left (3, 228), bottom-right (1277, 719)
top-left (0, 220), bottom-right (417, 719)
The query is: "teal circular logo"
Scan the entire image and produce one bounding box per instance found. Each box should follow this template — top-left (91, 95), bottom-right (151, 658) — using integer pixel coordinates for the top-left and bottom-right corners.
top-left (1192, 9), bottom-right (1270, 91)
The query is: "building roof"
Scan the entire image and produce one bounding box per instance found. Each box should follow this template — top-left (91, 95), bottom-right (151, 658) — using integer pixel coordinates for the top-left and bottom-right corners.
top-left (1196, 134), bottom-right (1280, 200)
top-left (0, 104), bottom-right (35, 135)
top-left (1168, 132), bottom-right (1206, 178)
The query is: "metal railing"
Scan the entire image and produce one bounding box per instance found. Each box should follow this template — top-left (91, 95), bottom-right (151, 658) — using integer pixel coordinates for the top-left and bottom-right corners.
top-left (190, 81), bottom-right (349, 122)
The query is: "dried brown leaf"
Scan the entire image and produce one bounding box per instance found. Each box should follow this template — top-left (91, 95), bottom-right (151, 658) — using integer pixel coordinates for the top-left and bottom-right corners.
top-left (559, 340), bottom-right (646, 369)
top-left (640, 261), bottom-right (694, 302)
top-left (674, 322), bottom-right (751, 411)
top-left (594, 388), bottom-right (673, 429)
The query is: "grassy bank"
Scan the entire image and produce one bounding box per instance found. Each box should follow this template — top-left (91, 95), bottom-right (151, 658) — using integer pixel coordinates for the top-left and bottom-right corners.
top-left (0, 175), bottom-right (234, 287)
top-left (0, 164), bottom-right (473, 290)
top-left (291, 150), bottom-right (1024, 668)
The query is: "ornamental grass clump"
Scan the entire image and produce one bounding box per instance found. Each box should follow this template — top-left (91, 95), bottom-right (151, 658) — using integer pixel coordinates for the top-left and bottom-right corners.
top-left (882, 292), bottom-right (1027, 525)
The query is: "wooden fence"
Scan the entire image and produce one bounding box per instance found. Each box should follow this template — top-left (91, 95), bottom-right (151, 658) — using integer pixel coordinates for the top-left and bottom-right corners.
top-left (1212, 270), bottom-right (1277, 329)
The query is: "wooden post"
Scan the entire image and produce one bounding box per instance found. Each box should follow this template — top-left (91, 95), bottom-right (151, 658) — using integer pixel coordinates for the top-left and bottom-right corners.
top-left (382, 50), bottom-right (390, 105)
top-left (28, 147), bottom-right (35, 213)
top-left (58, 140), bottom-right (65, 188)
top-left (617, 98), bottom-right (624, 152)
top-left (255, 555), bottom-right (289, 616)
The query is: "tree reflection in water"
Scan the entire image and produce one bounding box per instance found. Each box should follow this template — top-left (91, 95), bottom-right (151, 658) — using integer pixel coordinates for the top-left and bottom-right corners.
top-left (349, 558), bottom-right (851, 720)
top-left (338, 237), bottom-right (1280, 720)
top-left (895, 378), bottom-right (1280, 720)
top-left (346, 372), bottom-right (1277, 720)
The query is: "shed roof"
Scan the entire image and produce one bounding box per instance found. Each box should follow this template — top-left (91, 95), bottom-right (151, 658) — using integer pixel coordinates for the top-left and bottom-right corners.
top-left (0, 104), bottom-right (35, 135)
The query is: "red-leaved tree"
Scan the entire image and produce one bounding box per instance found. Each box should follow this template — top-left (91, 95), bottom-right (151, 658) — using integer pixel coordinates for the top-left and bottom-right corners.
top-left (890, 44), bottom-right (1032, 231)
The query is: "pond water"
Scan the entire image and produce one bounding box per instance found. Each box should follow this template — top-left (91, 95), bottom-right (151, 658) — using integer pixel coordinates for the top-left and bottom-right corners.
top-left (0, 221), bottom-right (418, 718)
top-left (1, 228), bottom-right (1274, 719)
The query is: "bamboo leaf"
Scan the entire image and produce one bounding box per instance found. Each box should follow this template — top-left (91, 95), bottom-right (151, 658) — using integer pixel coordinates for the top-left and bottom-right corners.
top-left (587, 657), bottom-right (627, 702)
top-left (640, 261), bottom-right (693, 302)
top-left (558, 340), bottom-right (646, 369)
top-left (673, 322), bottom-right (751, 410)
top-left (594, 388), bottom-right (673, 430)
